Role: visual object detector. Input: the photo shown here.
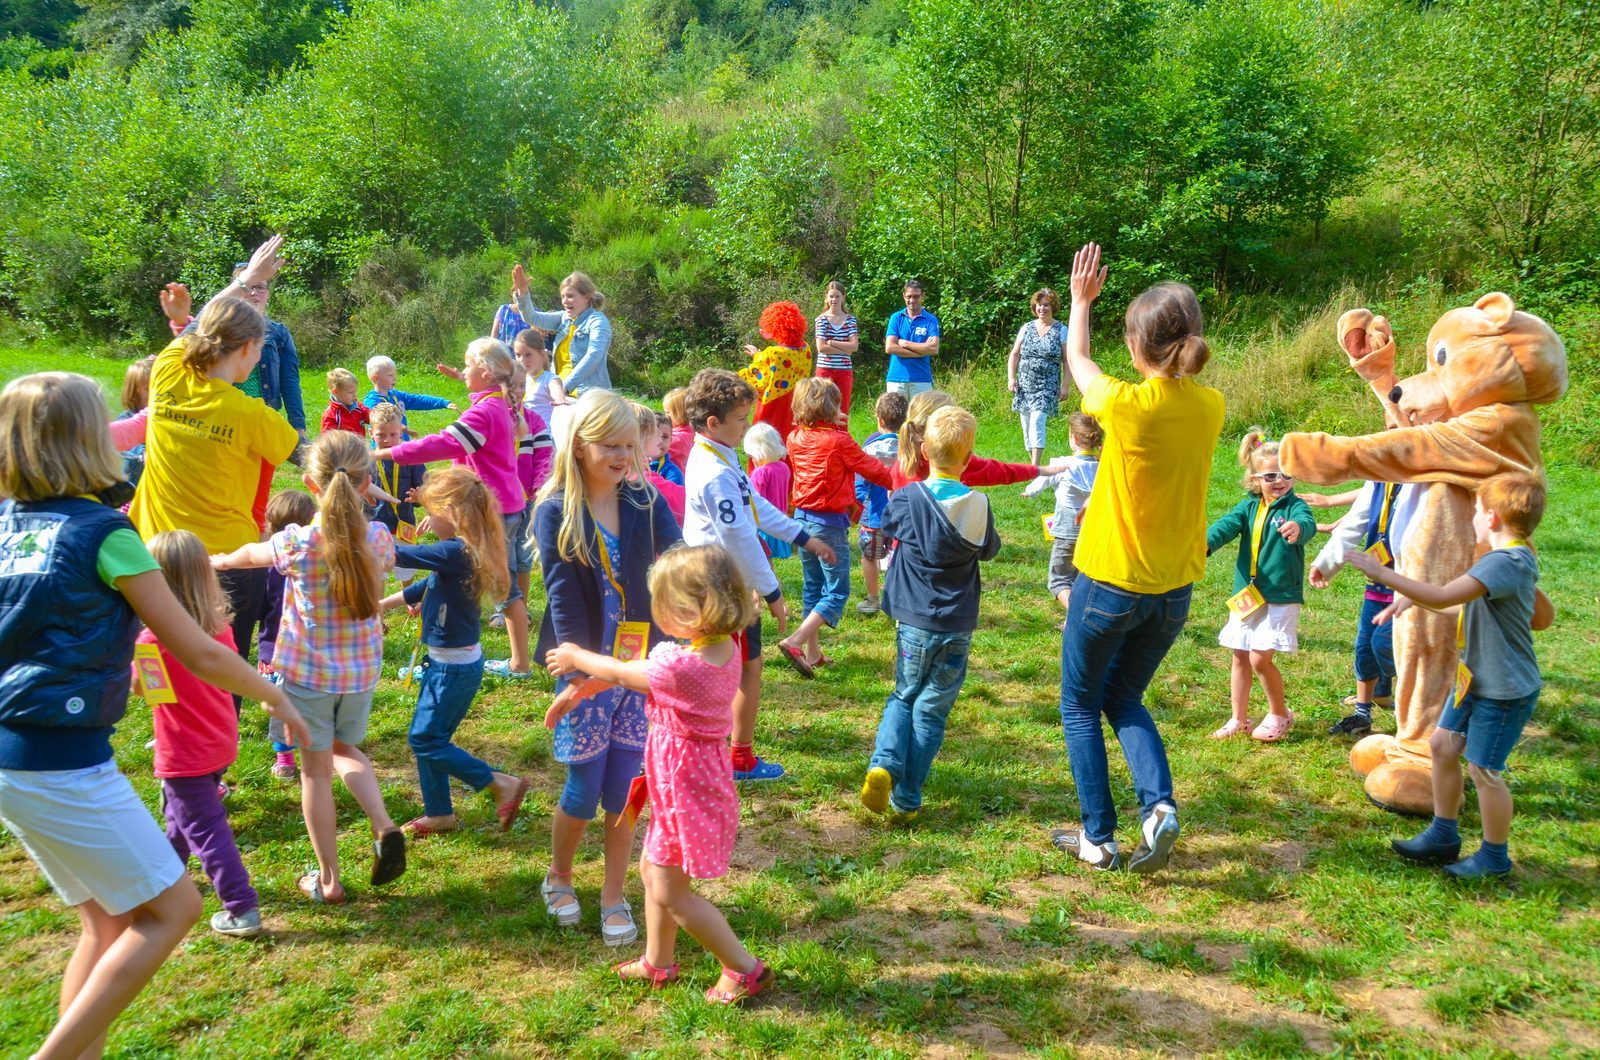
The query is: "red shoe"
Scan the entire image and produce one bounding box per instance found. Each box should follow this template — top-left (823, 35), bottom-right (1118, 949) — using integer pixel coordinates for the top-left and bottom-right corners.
top-left (705, 958), bottom-right (774, 1005)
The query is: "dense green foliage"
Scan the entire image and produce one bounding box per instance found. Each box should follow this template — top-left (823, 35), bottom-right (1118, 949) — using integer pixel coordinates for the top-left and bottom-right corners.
top-left (0, 0), bottom-right (1596, 396)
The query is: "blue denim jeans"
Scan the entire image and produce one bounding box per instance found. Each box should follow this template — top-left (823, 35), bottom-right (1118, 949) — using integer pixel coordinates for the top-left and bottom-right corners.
top-left (1439, 689), bottom-right (1538, 772)
top-left (797, 518), bottom-right (853, 628)
top-left (870, 624), bottom-right (973, 812)
top-left (408, 656), bottom-right (494, 817)
top-left (1059, 575), bottom-right (1189, 844)
top-left (1354, 595), bottom-right (1396, 697)
top-left (560, 745), bottom-right (645, 820)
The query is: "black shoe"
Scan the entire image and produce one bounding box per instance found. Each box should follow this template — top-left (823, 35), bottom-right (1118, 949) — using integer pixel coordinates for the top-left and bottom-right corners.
top-left (1327, 712), bottom-right (1372, 737)
top-left (1391, 833), bottom-right (1460, 865)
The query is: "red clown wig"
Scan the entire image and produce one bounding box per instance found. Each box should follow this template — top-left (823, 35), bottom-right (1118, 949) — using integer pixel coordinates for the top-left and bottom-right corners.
top-left (758, 301), bottom-right (808, 349)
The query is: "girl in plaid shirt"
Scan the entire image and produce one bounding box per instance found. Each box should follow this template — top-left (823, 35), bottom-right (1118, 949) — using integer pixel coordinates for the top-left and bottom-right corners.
top-left (212, 431), bottom-right (406, 904)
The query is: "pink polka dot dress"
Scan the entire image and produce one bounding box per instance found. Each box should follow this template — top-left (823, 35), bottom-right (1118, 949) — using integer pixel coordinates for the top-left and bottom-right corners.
top-left (641, 641), bottom-right (743, 879)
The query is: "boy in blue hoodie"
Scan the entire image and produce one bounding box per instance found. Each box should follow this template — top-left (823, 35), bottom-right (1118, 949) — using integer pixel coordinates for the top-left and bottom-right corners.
top-left (859, 405), bottom-right (1001, 820)
top-left (855, 390), bottom-right (908, 615)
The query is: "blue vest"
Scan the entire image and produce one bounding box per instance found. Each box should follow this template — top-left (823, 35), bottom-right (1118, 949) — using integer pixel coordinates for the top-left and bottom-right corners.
top-left (0, 498), bottom-right (142, 729)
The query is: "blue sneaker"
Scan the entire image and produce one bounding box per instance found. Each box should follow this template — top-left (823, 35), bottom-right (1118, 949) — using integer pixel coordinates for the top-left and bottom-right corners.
top-left (1391, 833), bottom-right (1461, 865)
top-left (1443, 849), bottom-right (1513, 880)
top-left (733, 757), bottom-right (786, 783)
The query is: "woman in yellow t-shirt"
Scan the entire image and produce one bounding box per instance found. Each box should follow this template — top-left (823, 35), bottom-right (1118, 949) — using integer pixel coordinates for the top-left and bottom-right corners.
top-left (131, 297), bottom-right (301, 676)
top-left (1047, 243), bottom-right (1225, 877)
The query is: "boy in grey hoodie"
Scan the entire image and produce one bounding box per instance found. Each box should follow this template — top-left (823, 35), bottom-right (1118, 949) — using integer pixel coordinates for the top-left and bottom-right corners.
top-left (860, 406), bottom-right (1001, 819)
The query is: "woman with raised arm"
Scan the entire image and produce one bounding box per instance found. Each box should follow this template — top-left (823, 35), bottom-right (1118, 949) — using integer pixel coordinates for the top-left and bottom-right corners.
top-left (511, 264), bottom-right (614, 397)
top-left (1048, 243), bottom-right (1225, 877)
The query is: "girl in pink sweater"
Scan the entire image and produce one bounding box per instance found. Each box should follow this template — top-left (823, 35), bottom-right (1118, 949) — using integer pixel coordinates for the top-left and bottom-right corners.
top-left (375, 338), bottom-right (534, 677)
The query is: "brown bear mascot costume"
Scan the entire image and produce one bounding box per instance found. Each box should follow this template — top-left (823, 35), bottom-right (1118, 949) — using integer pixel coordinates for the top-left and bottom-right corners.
top-left (1280, 293), bottom-right (1566, 816)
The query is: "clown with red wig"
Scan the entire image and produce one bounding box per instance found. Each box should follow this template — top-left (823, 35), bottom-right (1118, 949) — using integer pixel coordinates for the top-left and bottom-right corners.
top-left (738, 301), bottom-right (812, 451)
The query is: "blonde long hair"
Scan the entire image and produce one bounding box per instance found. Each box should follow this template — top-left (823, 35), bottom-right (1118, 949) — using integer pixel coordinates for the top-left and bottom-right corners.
top-left (0, 373), bottom-right (124, 502)
top-left (897, 389), bottom-right (955, 480)
top-left (537, 389), bottom-right (650, 565)
top-left (417, 467), bottom-right (510, 604)
top-left (147, 530), bottom-right (233, 636)
top-left (1237, 426), bottom-right (1281, 495)
top-left (306, 431), bottom-right (382, 619)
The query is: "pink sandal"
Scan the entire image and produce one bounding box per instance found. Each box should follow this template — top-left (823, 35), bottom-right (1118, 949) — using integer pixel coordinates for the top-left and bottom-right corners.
top-left (705, 958), bottom-right (774, 1005)
top-left (1252, 711), bottom-right (1294, 742)
top-left (1211, 717), bottom-right (1252, 739)
top-left (615, 955), bottom-right (679, 988)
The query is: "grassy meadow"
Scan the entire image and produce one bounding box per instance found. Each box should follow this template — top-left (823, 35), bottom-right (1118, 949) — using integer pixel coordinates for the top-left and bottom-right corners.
top-left (1, 336), bottom-right (1598, 1057)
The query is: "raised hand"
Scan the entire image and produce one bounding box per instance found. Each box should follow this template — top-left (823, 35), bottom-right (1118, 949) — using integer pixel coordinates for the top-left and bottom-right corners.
top-left (1070, 243), bottom-right (1108, 306)
top-left (238, 235), bottom-right (286, 289)
top-left (512, 263), bottom-right (530, 299)
top-left (159, 282), bottom-right (191, 324)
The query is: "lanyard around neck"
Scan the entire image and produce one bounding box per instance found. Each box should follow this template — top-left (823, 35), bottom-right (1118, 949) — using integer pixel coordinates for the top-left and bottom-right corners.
top-left (1248, 498), bottom-right (1273, 580)
top-left (587, 501), bottom-right (626, 610)
top-left (698, 441), bottom-right (759, 527)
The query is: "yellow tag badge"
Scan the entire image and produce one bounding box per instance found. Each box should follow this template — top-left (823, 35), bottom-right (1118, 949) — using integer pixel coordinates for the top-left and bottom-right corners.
top-left (1041, 513), bottom-right (1055, 543)
top-left (132, 643), bottom-right (177, 705)
top-left (397, 520), bottom-right (419, 545)
top-left (1226, 583), bottom-right (1266, 620)
top-left (612, 621), bottom-right (650, 663)
top-left (1364, 539), bottom-right (1392, 567)
top-left (1454, 660), bottom-right (1473, 702)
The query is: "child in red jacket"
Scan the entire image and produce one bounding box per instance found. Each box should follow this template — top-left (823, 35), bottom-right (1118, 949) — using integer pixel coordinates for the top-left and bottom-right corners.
top-left (774, 377), bottom-right (893, 676)
top-left (321, 368), bottom-right (370, 437)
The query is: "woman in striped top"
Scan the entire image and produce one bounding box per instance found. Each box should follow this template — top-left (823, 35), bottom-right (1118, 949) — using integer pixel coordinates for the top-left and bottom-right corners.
top-left (814, 281), bottom-right (860, 414)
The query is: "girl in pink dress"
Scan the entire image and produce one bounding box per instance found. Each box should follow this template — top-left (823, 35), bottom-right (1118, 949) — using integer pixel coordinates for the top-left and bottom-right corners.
top-left (544, 544), bottom-right (776, 1006)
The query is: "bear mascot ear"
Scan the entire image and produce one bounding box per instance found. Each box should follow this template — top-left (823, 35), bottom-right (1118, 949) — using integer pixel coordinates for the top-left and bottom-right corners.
top-left (1475, 291), bottom-right (1516, 329)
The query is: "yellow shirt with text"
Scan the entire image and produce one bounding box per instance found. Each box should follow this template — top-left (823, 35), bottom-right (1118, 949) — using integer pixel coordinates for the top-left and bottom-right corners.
top-left (130, 338), bottom-right (300, 552)
top-left (1074, 373), bottom-right (1225, 595)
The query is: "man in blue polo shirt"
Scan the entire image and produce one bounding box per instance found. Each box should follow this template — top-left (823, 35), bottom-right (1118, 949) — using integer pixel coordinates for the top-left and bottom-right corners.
top-left (884, 280), bottom-right (941, 396)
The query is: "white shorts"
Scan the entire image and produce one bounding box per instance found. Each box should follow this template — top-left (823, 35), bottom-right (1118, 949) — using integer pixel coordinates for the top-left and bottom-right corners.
top-left (0, 761), bottom-right (184, 915)
top-left (1218, 602), bottom-right (1300, 653)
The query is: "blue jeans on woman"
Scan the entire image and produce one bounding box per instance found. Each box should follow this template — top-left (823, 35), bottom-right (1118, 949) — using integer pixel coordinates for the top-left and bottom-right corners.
top-left (870, 623), bottom-right (973, 813)
top-left (409, 656), bottom-right (494, 818)
top-left (797, 513), bottom-right (853, 627)
top-left (1059, 575), bottom-right (1191, 845)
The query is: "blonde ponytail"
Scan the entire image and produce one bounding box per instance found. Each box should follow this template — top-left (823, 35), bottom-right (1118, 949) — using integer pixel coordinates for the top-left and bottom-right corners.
top-left (306, 431), bottom-right (381, 619)
top-left (897, 390), bottom-right (954, 480)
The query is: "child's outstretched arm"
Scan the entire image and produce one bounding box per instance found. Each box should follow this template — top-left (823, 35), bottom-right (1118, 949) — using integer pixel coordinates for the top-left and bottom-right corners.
top-left (120, 569), bottom-right (311, 749)
top-left (1346, 549), bottom-right (1486, 610)
top-left (210, 541), bottom-right (276, 570)
top-left (545, 642), bottom-right (652, 692)
top-left (1064, 242), bottom-right (1109, 395)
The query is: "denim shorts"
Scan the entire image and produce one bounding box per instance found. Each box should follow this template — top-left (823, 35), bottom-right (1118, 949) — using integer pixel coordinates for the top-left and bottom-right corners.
top-left (1438, 689), bottom-right (1538, 773)
top-left (504, 504), bottom-right (533, 579)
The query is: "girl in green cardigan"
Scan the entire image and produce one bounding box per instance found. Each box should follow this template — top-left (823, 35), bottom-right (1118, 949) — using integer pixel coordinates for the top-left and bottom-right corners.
top-left (1206, 430), bottom-right (1318, 742)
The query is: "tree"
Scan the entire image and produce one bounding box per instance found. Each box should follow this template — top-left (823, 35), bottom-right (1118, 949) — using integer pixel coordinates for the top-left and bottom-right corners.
top-left (1395, 0), bottom-right (1600, 268)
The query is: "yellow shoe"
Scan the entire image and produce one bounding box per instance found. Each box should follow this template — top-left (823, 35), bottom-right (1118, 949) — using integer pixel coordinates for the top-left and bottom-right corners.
top-left (860, 767), bottom-right (892, 814)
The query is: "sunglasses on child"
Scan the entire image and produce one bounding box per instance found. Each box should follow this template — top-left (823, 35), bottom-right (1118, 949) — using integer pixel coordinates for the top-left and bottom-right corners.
top-left (1256, 472), bottom-right (1293, 483)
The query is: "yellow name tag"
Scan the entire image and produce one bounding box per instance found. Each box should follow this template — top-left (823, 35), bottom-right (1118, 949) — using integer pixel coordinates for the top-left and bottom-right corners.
top-left (1226, 583), bottom-right (1266, 619)
top-left (397, 520), bottom-right (418, 544)
top-left (1041, 513), bottom-right (1055, 543)
top-left (1454, 660), bottom-right (1473, 702)
top-left (613, 621), bottom-right (650, 663)
top-left (132, 643), bottom-right (176, 705)
top-left (1364, 539), bottom-right (1392, 566)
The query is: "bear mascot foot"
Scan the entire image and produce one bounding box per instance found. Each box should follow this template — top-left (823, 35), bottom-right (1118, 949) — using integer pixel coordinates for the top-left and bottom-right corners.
top-left (1363, 762), bottom-right (1435, 817)
top-left (1349, 733), bottom-right (1393, 779)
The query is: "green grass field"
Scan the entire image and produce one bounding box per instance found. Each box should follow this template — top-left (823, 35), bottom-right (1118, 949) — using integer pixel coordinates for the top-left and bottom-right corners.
top-left (2, 344), bottom-right (1598, 1057)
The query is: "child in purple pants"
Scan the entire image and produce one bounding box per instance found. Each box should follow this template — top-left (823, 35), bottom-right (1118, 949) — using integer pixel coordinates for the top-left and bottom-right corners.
top-left (141, 530), bottom-right (266, 936)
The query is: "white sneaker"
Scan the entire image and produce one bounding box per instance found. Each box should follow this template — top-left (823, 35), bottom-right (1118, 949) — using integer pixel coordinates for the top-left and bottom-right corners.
top-left (1049, 828), bottom-right (1123, 871)
top-left (211, 908), bottom-right (263, 937)
top-left (1128, 802), bottom-right (1179, 874)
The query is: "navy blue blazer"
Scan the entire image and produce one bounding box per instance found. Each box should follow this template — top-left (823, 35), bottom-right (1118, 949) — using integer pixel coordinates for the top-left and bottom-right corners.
top-left (533, 483), bottom-right (682, 662)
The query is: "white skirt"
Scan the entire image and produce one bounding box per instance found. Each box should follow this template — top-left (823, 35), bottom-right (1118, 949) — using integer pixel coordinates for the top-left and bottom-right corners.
top-left (1218, 602), bottom-right (1300, 653)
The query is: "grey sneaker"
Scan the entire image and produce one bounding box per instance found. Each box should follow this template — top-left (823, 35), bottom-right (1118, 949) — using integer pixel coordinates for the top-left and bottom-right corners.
top-left (1050, 828), bottom-right (1123, 871)
top-left (855, 596), bottom-right (880, 615)
top-left (1127, 803), bottom-right (1180, 874)
top-left (211, 908), bottom-right (263, 937)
